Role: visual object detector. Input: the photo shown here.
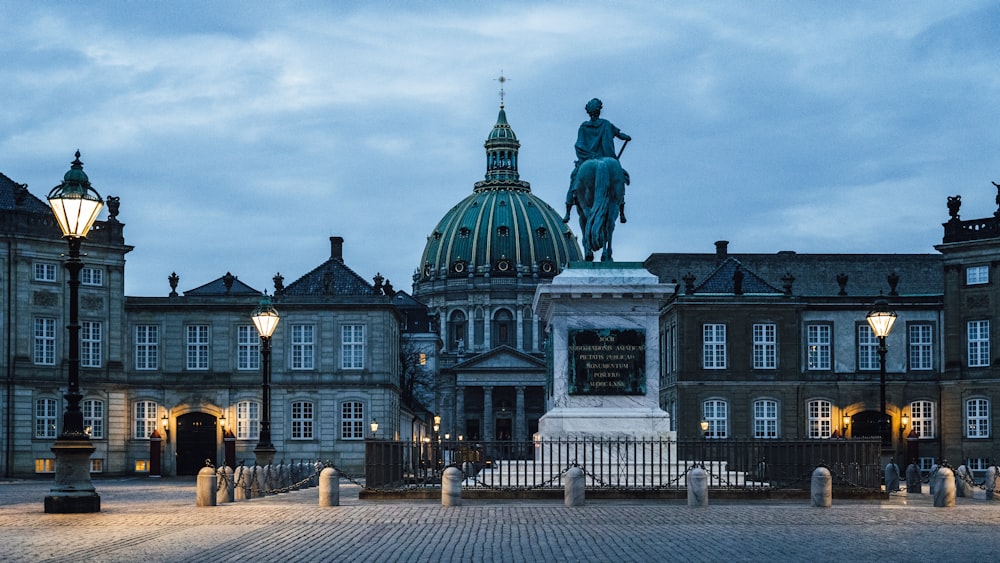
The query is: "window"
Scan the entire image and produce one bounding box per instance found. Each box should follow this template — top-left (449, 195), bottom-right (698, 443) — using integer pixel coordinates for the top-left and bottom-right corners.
top-left (702, 399), bottom-right (728, 439)
top-left (90, 459), bottom-right (104, 473)
top-left (81, 267), bottom-right (103, 286)
top-left (34, 262), bottom-right (56, 282)
top-left (753, 399), bottom-right (778, 439)
top-left (807, 399), bottom-right (832, 439)
top-left (703, 324), bottom-right (726, 369)
top-left (291, 324), bottom-right (315, 370)
top-left (966, 265), bottom-right (989, 285)
top-left (81, 321), bottom-right (102, 368)
top-left (35, 398), bottom-right (58, 438)
top-left (967, 320), bottom-right (990, 368)
top-left (752, 323), bottom-right (776, 369)
top-left (917, 457), bottom-right (935, 473)
top-left (186, 325), bottom-right (210, 370)
top-left (966, 398), bottom-right (989, 438)
top-left (449, 310), bottom-right (467, 352)
top-left (236, 400), bottom-right (260, 440)
top-left (134, 400), bottom-right (159, 439)
top-left (237, 325), bottom-right (260, 371)
top-left (341, 401), bottom-right (364, 439)
top-left (83, 399), bottom-right (104, 439)
top-left (135, 459), bottom-right (150, 472)
top-left (34, 318), bottom-right (56, 365)
top-left (908, 324), bottom-right (933, 371)
top-left (341, 324), bottom-right (365, 369)
top-left (492, 309), bottom-right (513, 348)
top-left (135, 325), bottom-right (158, 370)
top-left (807, 324), bottom-right (831, 370)
top-left (291, 401), bottom-right (313, 439)
top-left (967, 457), bottom-right (990, 473)
top-left (857, 325), bottom-right (880, 371)
top-left (35, 459), bottom-right (56, 473)
top-left (910, 400), bottom-right (935, 439)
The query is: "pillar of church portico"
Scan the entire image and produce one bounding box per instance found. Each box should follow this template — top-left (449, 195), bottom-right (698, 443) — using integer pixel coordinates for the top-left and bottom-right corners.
top-left (455, 385), bottom-right (466, 438)
top-left (483, 386), bottom-right (495, 441)
top-left (515, 308), bottom-right (524, 350)
top-left (515, 386), bottom-right (526, 442)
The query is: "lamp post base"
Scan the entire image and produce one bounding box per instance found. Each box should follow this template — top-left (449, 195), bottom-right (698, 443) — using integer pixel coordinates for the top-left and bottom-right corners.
top-left (44, 439), bottom-right (100, 513)
top-left (254, 445), bottom-right (277, 467)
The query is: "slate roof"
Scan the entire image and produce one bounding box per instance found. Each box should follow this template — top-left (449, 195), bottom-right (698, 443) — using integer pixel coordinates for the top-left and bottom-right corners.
top-left (0, 171), bottom-right (51, 214)
top-left (693, 258), bottom-right (782, 295)
top-left (282, 257), bottom-right (378, 297)
top-left (184, 274), bottom-right (260, 296)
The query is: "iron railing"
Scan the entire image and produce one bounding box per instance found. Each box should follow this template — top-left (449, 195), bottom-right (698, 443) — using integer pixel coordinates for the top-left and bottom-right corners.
top-left (365, 438), bottom-right (882, 492)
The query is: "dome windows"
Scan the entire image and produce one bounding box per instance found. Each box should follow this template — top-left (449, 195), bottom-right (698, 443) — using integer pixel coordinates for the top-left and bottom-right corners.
top-left (498, 225), bottom-right (510, 237)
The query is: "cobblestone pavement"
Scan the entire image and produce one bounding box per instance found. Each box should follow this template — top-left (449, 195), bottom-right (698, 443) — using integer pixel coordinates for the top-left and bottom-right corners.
top-left (1, 478), bottom-right (999, 562)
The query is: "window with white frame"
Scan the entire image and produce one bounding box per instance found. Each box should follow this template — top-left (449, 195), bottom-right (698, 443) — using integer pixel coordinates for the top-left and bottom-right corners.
top-left (966, 265), bottom-right (989, 285)
top-left (857, 324), bottom-right (880, 371)
top-left (908, 324), bottom-right (933, 371)
top-left (290, 401), bottom-right (314, 439)
top-left (752, 323), bottom-right (776, 369)
top-left (83, 399), bottom-right (104, 439)
top-left (34, 318), bottom-right (56, 365)
top-left (910, 400), bottom-right (935, 439)
top-left (341, 401), bottom-right (365, 439)
top-left (753, 399), bottom-right (778, 439)
top-left (966, 398), bottom-right (989, 438)
top-left (807, 399), bottom-right (832, 439)
top-left (703, 324), bottom-right (726, 369)
top-left (807, 324), bottom-right (831, 370)
top-left (702, 399), bottom-right (728, 439)
top-left (35, 398), bottom-right (58, 438)
top-left (81, 267), bottom-right (103, 286)
top-left (236, 400), bottom-right (260, 440)
top-left (342, 324), bottom-right (365, 369)
top-left (967, 457), bottom-right (989, 472)
top-left (291, 324), bottom-right (315, 370)
top-left (135, 325), bottom-right (158, 370)
top-left (34, 262), bottom-right (56, 282)
top-left (237, 325), bottom-right (260, 371)
top-left (134, 400), bottom-right (159, 439)
top-left (967, 320), bottom-right (990, 368)
top-left (186, 325), bottom-right (210, 370)
top-left (81, 321), bottom-right (102, 368)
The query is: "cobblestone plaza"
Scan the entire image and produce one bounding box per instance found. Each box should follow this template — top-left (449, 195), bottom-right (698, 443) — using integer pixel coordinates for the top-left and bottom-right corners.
top-left (1, 478), bottom-right (999, 562)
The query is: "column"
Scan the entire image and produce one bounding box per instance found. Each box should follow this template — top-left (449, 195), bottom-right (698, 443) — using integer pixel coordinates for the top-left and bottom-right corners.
top-left (514, 386), bottom-right (526, 442)
top-left (483, 386), bottom-right (494, 442)
top-left (455, 385), bottom-right (466, 437)
top-left (515, 308), bottom-right (524, 351)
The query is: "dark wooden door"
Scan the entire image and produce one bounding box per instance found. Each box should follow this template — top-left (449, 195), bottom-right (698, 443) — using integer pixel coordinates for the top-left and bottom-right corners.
top-left (176, 412), bottom-right (217, 476)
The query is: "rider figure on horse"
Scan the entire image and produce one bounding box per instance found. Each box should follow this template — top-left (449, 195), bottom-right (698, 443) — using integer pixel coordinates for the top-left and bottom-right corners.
top-left (563, 98), bottom-right (631, 224)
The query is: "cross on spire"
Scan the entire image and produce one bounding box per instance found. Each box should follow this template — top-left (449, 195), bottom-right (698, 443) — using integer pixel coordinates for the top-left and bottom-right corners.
top-left (495, 71), bottom-right (510, 108)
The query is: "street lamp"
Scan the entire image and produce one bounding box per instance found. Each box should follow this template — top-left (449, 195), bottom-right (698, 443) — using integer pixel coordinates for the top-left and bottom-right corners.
top-left (866, 297), bottom-right (897, 446)
top-left (44, 151), bottom-right (104, 514)
top-left (842, 413), bottom-right (851, 438)
top-left (370, 419), bottom-right (379, 438)
top-left (251, 295), bottom-right (280, 465)
top-left (699, 419), bottom-right (709, 467)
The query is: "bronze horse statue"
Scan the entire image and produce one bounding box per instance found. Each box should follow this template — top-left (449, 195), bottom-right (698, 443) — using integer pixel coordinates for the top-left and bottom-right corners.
top-left (566, 156), bottom-right (626, 261)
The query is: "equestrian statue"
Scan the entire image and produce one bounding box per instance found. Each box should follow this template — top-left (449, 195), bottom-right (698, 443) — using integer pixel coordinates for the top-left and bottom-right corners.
top-left (563, 98), bottom-right (631, 261)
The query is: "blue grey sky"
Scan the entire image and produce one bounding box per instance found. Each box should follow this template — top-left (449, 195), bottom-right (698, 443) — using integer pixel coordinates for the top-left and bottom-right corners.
top-left (3, 1), bottom-right (999, 296)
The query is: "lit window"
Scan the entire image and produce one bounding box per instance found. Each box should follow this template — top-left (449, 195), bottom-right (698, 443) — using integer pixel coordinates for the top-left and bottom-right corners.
top-left (34, 318), bottom-right (56, 366)
top-left (35, 459), bottom-right (56, 473)
top-left (967, 320), bottom-right (990, 368)
top-left (135, 325), bottom-right (159, 370)
top-left (857, 324), bottom-right (880, 371)
top-left (341, 401), bottom-right (364, 440)
top-left (910, 400), bottom-right (935, 439)
top-left (237, 325), bottom-right (260, 371)
top-left (753, 399), bottom-right (778, 439)
top-left (966, 398), bottom-right (989, 438)
top-left (966, 265), bottom-right (989, 285)
top-left (90, 459), bottom-right (104, 473)
top-left (135, 459), bottom-right (150, 472)
top-left (341, 325), bottom-right (365, 369)
top-left (81, 321), bottom-right (102, 368)
top-left (908, 324), bottom-right (933, 371)
top-left (702, 399), bottom-right (728, 439)
top-left (752, 323), bottom-right (776, 369)
top-left (34, 262), bottom-right (56, 282)
top-left (83, 399), bottom-right (104, 439)
top-left (702, 324), bottom-right (726, 369)
top-left (236, 400), bottom-right (260, 440)
top-left (291, 401), bottom-right (314, 439)
top-left (807, 325), bottom-right (831, 370)
top-left (35, 398), bottom-right (58, 438)
top-left (186, 325), bottom-right (210, 370)
top-left (807, 399), bottom-right (832, 439)
top-left (419, 353), bottom-right (427, 366)
top-left (291, 324), bottom-right (315, 370)
top-left (134, 400), bottom-right (159, 439)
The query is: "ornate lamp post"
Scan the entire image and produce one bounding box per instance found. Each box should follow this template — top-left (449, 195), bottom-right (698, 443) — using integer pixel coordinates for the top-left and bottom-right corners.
top-left (866, 297), bottom-right (897, 445)
top-left (370, 419), bottom-right (379, 438)
top-left (251, 296), bottom-right (280, 465)
top-left (44, 151), bottom-right (104, 513)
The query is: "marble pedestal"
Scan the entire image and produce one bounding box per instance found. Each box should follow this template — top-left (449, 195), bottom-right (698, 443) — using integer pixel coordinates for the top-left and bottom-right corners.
top-left (533, 262), bottom-right (676, 440)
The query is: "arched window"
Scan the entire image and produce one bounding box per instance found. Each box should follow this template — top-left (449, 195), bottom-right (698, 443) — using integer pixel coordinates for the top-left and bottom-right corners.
top-left (807, 399), bottom-right (832, 439)
top-left (449, 310), bottom-right (467, 353)
top-left (236, 400), bottom-right (260, 440)
top-left (910, 400), bottom-right (935, 439)
top-left (702, 399), bottom-right (728, 439)
top-left (966, 398), bottom-right (990, 438)
top-left (492, 309), bottom-right (513, 348)
top-left (753, 399), bottom-right (778, 439)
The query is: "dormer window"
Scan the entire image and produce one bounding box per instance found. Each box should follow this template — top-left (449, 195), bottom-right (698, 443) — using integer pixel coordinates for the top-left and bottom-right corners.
top-left (459, 227), bottom-right (470, 238)
top-left (498, 226), bottom-right (510, 237)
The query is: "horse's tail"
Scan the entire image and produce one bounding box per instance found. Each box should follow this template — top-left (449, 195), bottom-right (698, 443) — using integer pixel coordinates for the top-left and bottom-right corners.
top-left (585, 159), bottom-right (612, 251)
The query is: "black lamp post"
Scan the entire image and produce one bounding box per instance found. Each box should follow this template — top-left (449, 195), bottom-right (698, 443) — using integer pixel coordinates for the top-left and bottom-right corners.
top-left (44, 151), bottom-right (104, 514)
top-left (866, 297), bottom-right (897, 446)
top-left (251, 295), bottom-right (280, 465)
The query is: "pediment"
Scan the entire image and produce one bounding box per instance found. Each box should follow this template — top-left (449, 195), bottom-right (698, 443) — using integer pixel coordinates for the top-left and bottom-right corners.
top-left (451, 345), bottom-right (544, 371)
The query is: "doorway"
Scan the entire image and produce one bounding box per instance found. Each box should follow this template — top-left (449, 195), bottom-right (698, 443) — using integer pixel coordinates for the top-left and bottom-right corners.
top-left (175, 412), bottom-right (218, 476)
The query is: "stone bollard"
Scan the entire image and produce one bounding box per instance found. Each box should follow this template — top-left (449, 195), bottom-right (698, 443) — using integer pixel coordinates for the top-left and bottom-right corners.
top-left (233, 466), bottom-right (247, 501)
top-left (905, 463), bottom-right (922, 493)
top-left (319, 468), bottom-right (340, 507)
top-left (196, 466), bottom-right (217, 507)
top-left (216, 466), bottom-right (234, 504)
top-left (986, 466), bottom-right (1000, 500)
top-left (928, 464), bottom-right (940, 495)
top-left (933, 466), bottom-right (955, 507)
top-left (811, 466), bottom-right (832, 508)
top-left (250, 465), bottom-right (264, 499)
top-left (954, 465), bottom-right (970, 498)
top-left (687, 466), bottom-right (708, 507)
top-left (442, 466), bottom-right (463, 507)
top-left (884, 461), bottom-right (901, 492)
top-left (564, 467), bottom-right (585, 507)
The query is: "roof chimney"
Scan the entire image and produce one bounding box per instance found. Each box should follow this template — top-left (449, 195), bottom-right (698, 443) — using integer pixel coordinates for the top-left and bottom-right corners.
top-left (715, 240), bottom-right (729, 262)
top-left (330, 236), bottom-right (344, 261)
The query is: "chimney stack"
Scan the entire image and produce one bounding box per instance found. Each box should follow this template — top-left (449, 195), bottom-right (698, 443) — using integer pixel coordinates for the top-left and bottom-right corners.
top-left (330, 236), bottom-right (344, 261)
top-left (715, 240), bottom-right (729, 262)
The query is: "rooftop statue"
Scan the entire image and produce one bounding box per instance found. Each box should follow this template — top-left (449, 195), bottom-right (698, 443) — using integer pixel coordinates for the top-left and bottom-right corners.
top-left (563, 98), bottom-right (631, 261)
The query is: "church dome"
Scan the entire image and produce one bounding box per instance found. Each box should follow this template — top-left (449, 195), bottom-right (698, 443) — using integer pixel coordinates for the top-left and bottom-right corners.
top-left (415, 106), bottom-right (582, 282)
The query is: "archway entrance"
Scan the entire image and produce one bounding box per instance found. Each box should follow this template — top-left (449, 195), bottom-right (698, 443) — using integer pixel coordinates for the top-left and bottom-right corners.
top-left (850, 410), bottom-right (890, 445)
top-left (176, 412), bottom-right (218, 476)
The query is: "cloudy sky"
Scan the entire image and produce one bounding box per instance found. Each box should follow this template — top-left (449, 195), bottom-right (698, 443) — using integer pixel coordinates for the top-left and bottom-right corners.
top-left (3, 1), bottom-right (999, 297)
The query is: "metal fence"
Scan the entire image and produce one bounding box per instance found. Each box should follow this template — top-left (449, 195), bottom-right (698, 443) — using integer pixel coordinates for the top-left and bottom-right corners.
top-left (365, 438), bottom-right (883, 492)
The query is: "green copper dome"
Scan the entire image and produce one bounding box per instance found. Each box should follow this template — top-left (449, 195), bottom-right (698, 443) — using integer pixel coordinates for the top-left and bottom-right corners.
top-left (415, 106), bottom-right (582, 282)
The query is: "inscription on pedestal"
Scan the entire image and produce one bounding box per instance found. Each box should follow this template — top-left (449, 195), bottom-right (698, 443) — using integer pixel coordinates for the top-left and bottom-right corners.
top-left (568, 329), bottom-right (645, 395)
